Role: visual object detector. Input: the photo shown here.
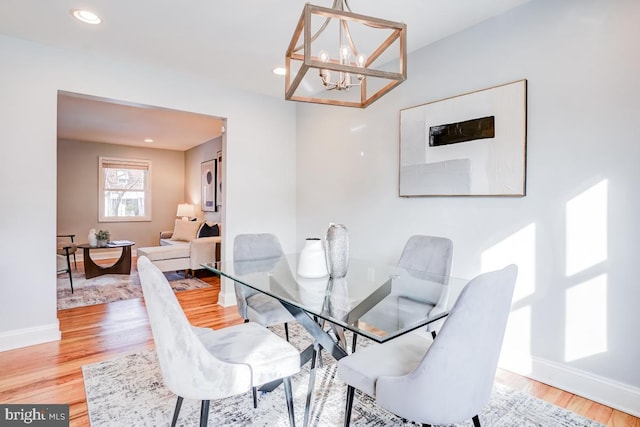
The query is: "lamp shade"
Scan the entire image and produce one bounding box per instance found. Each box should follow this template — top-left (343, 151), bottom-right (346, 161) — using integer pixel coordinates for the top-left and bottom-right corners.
top-left (176, 203), bottom-right (195, 219)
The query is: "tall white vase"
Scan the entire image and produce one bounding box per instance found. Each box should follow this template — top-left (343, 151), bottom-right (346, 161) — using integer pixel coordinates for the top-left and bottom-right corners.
top-left (297, 238), bottom-right (329, 278)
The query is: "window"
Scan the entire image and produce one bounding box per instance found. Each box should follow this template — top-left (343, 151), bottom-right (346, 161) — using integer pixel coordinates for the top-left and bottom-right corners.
top-left (99, 156), bottom-right (152, 222)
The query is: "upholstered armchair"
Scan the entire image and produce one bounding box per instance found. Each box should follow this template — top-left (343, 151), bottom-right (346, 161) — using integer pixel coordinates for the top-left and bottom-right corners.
top-left (56, 238), bottom-right (77, 293)
top-left (137, 256), bottom-right (300, 427)
top-left (57, 234), bottom-right (77, 269)
top-left (337, 265), bottom-right (518, 427)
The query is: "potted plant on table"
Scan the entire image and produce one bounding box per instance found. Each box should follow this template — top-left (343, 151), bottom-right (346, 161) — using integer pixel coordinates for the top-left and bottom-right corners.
top-left (95, 229), bottom-right (110, 247)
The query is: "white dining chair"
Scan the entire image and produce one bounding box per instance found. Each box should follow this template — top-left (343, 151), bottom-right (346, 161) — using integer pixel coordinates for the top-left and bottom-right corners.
top-left (137, 256), bottom-right (300, 427)
top-left (352, 235), bottom-right (453, 351)
top-left (337, 264), bottom-right (517, 427)
top-left (233, 233), bottom-right (296, 336)
top-left (397, 235), bottom-right (454, 338)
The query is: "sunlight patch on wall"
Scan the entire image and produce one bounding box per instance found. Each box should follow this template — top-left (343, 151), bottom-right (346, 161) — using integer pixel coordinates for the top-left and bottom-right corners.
top-left (565, 274), bottom-right (608, 362)
top-left (566, 179), bottom-right (608, 276)
top-left (481, 223), bottom-right (536, 303)
top-left (499, 305), bottom-right (532, 374)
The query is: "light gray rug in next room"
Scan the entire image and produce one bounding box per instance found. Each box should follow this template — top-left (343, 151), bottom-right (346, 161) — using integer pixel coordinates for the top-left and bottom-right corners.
top-left (83, 325), bottom-right (604, 427)
top-left (57, 269), bottom-right (210, 310)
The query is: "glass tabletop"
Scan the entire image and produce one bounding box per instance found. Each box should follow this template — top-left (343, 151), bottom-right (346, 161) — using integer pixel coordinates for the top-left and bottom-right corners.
top-left (203, 254), bottom-right (469, 343)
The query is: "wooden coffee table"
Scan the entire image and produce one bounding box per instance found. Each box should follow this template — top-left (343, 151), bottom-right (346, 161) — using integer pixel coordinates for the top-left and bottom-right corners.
top-left (77, 241), bottom-right (135, 279)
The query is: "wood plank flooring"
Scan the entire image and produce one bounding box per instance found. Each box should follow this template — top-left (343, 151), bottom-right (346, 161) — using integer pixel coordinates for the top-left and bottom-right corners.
top-left (1, 260), bottom-right (637, 426)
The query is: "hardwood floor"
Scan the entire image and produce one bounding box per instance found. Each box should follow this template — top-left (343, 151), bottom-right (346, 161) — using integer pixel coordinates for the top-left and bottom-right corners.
top-left (1, 261), bottom-right (637, 426)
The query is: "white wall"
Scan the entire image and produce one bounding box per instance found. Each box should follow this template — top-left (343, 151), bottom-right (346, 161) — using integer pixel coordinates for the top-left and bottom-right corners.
top-left (296, 0), bottom-right (640, 415)
top-left (0, 34), bottom-right (297, 349)
top-left (58, 139), bottom-right (186, 249)
top-left (185, 136), bottom-right (223, 224)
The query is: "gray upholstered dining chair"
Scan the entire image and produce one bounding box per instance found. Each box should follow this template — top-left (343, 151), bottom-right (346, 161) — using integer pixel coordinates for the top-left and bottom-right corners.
top-left (233, 233), bottom-right (296, 338)
top-left (397, 235), bottom-right (453, 337)
top-left (337, 264), bottom-right (517, 427)
top-left (352, 235), bottom-right (453, 351)
top-left (137, 256), bottom-right (300, 427)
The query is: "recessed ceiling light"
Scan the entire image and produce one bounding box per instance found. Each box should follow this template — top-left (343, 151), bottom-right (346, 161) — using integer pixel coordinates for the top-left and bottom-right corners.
top-left (272, 67), bottom-right (286, 76)
top-left (144, 139), bottom-right (154, 143)
top-left (70, 9), bottom-right (102, 25)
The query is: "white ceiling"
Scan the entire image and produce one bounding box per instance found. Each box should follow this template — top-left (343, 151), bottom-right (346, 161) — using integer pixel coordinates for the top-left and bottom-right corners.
top-left (0, 0), bottom-right (531, 150)
top-left (57, 93), bottom-right (224, 151)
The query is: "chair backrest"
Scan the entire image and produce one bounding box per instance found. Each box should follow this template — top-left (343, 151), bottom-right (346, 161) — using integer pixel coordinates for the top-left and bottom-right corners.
top-left (397, 235), bottom-right (453, 282)
top-left (232, 233), bottom-right (284, 317)
top-left (376, 264), bottom-right (518, 425)
top-left (137, 256), bottom-right (252, 400)
top-left (234, 233), bottom-right (283, 262)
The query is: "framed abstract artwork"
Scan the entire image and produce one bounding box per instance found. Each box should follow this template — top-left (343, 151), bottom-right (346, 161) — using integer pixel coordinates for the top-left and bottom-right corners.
top-left (399, 79), bottom-right (527, 196)
top-left (216, 150), bottom-right (223, 210)
top-left (201, 159), bottom-right (216, 212)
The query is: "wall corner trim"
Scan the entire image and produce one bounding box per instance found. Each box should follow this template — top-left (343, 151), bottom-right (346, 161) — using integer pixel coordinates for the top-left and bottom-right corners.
top-left (0, 322), bottom-right (61, 352)
top-left (216, 277), bottom-right (238, 307)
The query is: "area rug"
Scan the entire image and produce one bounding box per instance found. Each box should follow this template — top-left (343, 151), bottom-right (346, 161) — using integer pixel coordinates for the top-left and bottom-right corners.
top-left (83, 325), bottom-right (604, 427)
top-left (57, 270), bottom-right (210, 310)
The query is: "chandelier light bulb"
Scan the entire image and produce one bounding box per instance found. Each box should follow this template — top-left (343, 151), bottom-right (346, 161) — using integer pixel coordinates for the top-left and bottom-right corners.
top-left (356, 54), bottom-right (367, 68)
top-left (319, 50), bottom-right (330, 62)
top-left (340, 45), bottom-right (351, 61)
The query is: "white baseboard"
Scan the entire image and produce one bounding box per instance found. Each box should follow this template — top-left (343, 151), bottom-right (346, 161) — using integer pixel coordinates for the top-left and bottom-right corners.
top-left (0, 322), bottom-right (61, 352)
top-left (502, 355), bottom-right (640, 417)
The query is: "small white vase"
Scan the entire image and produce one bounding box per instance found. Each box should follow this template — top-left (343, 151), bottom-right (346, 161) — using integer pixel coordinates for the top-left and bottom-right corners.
top-left (297, 238), bottom-right (329, 279)
top-left (88, 229), bottom-right (98, 247)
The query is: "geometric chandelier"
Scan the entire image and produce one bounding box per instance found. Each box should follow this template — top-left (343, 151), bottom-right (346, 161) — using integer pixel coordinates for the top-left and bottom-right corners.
top-left (285, 0), bottom-right (407, 108)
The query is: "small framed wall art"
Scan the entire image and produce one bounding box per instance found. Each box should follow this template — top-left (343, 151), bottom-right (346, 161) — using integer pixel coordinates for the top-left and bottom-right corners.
top-left (399, 79), bottom-right (527, 196)
top-left (216, 150), bottom-right (223, 210)
top-left (201, 159), bottom-right (216, 212)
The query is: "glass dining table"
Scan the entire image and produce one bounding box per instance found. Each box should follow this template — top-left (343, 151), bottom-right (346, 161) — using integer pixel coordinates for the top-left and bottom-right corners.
top-left (203, 253), bottom-right (470, 426)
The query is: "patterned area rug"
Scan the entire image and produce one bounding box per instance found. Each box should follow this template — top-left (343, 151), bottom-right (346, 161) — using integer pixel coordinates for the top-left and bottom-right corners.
top-left (83, 325), bottom-right (604, 427)
top-left (57, 269), bottom-right (210, 310)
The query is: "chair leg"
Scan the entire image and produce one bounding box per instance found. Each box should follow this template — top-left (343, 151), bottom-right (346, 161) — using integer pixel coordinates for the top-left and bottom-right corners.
top-left (352, 332), bottom-right (358, 352)
top-left (200, 400), bottom-right (210, 427)
top-left (284, 322), bottom-right (290, 342)
top-left (283, 376), bottom-right (296, 427)
top-left (67, 269), bottom-right (74, 294)
top-left (170, 396), bottom-right (183, 427)
top-left (344, 385), bottom-right (355, 427)
top-left (472, 414), bottom-right (481, 427)
top-left (252, 386), bottom-right (258, 408)
top-left (304, 342), bottom-right (320, 427)
top-left (64, 247), bottom-right (74, 293)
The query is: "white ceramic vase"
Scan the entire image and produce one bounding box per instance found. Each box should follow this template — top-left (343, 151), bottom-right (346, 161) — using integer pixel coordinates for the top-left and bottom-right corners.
top-left (88, 229), bottom-right (98, 247)
top-left (297, 238), bottom-right (329, 278)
